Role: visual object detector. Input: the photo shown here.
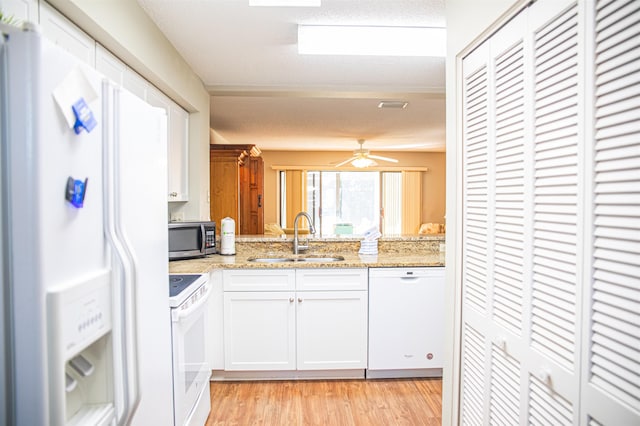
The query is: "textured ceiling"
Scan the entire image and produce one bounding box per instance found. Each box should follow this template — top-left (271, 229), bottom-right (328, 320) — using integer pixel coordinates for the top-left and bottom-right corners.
top-left (137, 0), bottom-right (446, 152)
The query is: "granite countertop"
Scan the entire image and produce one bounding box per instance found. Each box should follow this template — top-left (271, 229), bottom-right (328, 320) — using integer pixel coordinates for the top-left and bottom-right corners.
top-left (234, 234), bottom-right (444, 242)
top-left (168, 251), bottom-right (445, 275)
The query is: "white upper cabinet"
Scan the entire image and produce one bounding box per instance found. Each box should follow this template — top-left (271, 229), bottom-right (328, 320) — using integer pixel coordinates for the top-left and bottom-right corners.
top-left (168, 103), bottom-right (189, 202)
top-left (123, 68), bottom-right (149, 102)
top-left (147, 86), bottom-right (189, 202)
top-left (0, 0), bottom-right (38, 23)
top-left (39, 2), bottom-right (95, 66)
top-left (95, 44), bottom-right (125, 86)
top-left (22, 2), bottom-right (188, 205)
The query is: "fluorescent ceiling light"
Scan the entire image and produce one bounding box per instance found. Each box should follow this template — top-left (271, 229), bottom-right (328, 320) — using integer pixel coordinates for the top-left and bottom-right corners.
top-left (298, 25), bottom-right (446, 57)
top-left (250, 0), bottom-right (320, 6)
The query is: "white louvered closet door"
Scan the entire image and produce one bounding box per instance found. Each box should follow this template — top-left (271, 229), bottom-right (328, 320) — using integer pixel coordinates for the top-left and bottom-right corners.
top-left (581, 0), bottom-right (640, 424)
top-left (527, 1), bottom-right (584, 422)
top-left (461, 11), bottom-right (531, 425)
top-left (461, 37), bottom-right (491, 425)
top-left (489, 11), bottom-right (531, 426)
top-left (461, 0), bottom-right (584, 424)
top-left (460, 0), bottom-right (640, 424)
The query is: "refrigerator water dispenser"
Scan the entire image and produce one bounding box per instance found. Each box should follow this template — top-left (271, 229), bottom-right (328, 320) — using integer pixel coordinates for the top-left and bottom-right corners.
top-left (47, 270), bottom-right (115, 425)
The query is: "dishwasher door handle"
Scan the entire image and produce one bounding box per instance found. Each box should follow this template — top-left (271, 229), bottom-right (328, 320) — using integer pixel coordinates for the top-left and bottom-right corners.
top-left (400, 276), bottom-right (420, 281)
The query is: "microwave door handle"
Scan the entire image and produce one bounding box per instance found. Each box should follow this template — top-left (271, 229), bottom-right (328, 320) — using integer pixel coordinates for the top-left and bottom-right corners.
top-left (200, 224), bottom-right (206, 253)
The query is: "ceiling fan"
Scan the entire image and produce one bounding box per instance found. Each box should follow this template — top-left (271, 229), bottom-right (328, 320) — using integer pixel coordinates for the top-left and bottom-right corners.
top-left (334, 139), bottom-right (399, 168)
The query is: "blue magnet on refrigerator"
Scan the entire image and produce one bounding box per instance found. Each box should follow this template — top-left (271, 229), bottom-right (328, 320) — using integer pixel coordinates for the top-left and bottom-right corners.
top-left (71, 97), bottom-right (97, 134)
top-left (65, 176), bottom-right (88, 208)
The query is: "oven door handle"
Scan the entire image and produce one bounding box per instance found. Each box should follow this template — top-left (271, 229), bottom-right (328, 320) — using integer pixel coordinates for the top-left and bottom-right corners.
top-left (173, 283), bottom-right (211, 322)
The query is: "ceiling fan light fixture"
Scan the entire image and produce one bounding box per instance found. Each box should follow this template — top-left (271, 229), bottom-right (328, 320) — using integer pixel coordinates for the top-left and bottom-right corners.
top-left (298, 25), bottom-right (446, 57)
top-left (351, 157), bottom-right (377, 168)
top-left (378, 101), bottom-right (408, 109)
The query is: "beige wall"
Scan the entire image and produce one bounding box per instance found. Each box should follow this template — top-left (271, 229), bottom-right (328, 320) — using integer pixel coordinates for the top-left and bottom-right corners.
top-left (443, 0), bottom-right (525, 425)
top-left (47, 0), bottom-right (211, 221)
top-left (260, 150), bottom-right (445, 230)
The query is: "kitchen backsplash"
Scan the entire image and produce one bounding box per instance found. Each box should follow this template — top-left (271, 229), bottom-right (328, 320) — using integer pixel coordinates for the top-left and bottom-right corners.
top-left (232, 235), bottom-right (445, 256)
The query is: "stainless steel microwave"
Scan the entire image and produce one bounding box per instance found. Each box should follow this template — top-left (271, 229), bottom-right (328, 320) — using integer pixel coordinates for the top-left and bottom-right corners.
top-left (168, 221), bottom-right (216, 260)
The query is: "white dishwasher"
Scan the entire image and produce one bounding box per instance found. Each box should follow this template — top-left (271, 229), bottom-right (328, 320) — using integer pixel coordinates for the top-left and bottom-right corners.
top-left (367, 267), bottom-right (445, 379)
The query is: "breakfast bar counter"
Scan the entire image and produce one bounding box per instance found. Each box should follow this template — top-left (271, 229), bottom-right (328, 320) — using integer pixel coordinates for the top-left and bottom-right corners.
top-left (168, 234), bottom-right (445, 274)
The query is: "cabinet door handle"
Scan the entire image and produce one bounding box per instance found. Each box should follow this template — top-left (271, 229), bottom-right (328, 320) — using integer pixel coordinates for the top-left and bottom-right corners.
top-left (298, 297), bottom-right (303, 303)
top-left (258, 194), bottom-right (262, 208)
top-left (289, 297), bottom-right (294, 303)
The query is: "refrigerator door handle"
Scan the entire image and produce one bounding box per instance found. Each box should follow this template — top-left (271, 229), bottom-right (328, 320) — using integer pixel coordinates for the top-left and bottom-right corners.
top-left (102, 81), bottom-right (140, 425)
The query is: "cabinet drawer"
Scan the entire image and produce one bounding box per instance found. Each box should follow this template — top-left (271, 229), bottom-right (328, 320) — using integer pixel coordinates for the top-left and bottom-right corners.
top-left (295, 268), bottom-right (367, 291)
top-left (223, 269), bottom-right (295, 291)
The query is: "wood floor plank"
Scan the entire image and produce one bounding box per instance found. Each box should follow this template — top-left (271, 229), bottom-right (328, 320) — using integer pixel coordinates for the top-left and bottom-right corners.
top-left (206, 378), bottom-right (442, 426)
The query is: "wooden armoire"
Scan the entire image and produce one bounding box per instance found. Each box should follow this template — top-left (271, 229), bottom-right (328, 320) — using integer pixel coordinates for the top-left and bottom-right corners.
top-left (209, 144), bottom-right (264, 235)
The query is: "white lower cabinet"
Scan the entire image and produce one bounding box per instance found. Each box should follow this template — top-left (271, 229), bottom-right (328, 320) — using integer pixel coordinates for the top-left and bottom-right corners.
top-left (368, 267), bottom-right (445, 378)
top-left (224, 291), bottom-right (296, 371)
top-left (296, 290), bottom-right (367, 370)
top-left (222, 268), bottom-right (368, 373)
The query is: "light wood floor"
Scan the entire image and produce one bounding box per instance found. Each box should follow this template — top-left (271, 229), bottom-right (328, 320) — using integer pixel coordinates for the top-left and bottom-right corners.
top-left (206, 378), bottom-right (442, 426)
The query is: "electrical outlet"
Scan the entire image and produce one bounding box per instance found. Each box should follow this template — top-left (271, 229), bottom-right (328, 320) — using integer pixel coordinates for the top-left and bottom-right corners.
top-left (170, 212), bottom-right (185, 222)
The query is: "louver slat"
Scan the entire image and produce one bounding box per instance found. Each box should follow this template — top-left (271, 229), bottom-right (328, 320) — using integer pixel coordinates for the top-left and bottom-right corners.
top-left (531, 4), bottom-right (579, 372)
top-left (591, 0), bottom-right (640, 411)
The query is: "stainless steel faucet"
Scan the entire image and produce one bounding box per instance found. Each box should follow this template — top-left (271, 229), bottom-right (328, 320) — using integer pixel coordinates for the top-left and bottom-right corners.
top-left (293, 211), bottom-right (316, 254)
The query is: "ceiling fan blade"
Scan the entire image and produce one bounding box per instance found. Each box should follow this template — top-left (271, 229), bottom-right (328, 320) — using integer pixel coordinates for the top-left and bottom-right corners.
top-left (368, 154), bottom-right (399, 163)
top-left (334, 156), bottom-right (358, 167)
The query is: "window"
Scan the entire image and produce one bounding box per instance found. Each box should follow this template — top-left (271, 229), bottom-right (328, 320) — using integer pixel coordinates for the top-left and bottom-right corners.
top-left (279, 170), bottom-right (404, 237)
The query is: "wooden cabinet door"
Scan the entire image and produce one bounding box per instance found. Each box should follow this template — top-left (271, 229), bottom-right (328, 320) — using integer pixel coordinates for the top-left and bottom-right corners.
top-left (240, 156), bottom-right (264, 234)
top-left (210, 155), bottom-right (239, 231)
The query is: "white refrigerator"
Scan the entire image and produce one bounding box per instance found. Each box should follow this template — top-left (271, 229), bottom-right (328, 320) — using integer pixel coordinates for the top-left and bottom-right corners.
top-left (0, 23), bottom-right (175, 425)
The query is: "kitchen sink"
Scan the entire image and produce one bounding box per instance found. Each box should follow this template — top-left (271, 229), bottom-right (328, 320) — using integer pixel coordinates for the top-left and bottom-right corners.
top-left (247, 255), bottom-right (345, 263)
top-left (297, 255), bottom-right (345, 262)
top-left (246, 257), bottom-right (294, 263)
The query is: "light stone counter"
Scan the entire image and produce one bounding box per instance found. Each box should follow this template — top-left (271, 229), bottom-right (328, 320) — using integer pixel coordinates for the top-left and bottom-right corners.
top-left (169, 234), bottom-right (445, 274)
top-left (168, 252), bottom-right (444, 274)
